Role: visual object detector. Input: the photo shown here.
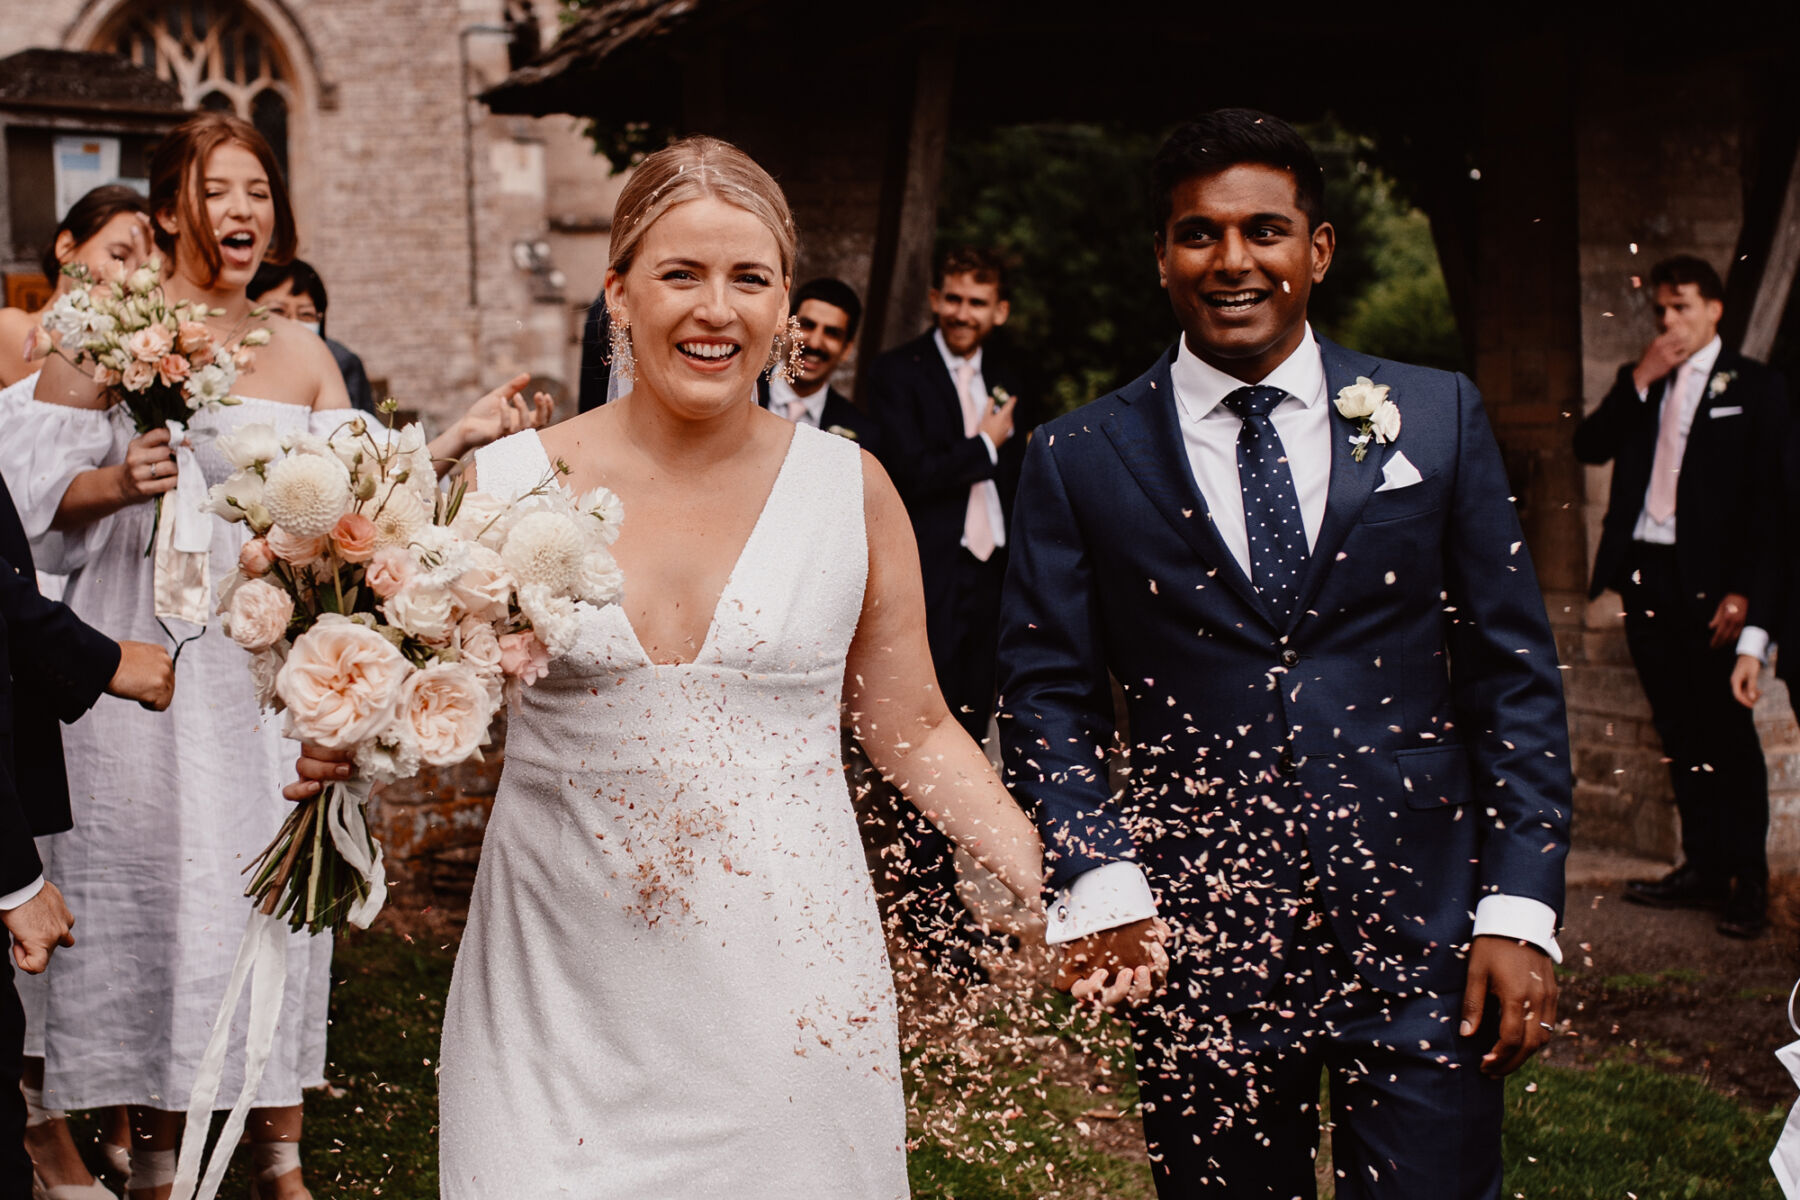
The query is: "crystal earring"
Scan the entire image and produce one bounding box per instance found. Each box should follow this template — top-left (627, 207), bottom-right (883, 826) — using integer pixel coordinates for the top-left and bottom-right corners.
top-left (766, 314), bottom-right (806, 384)
top-left (607, 311), bottom-right (636, 383)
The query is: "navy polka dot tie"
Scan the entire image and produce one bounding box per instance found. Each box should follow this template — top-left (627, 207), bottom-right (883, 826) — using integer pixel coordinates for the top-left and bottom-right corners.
top-left (1222, 385), bottom-right (1309, 623)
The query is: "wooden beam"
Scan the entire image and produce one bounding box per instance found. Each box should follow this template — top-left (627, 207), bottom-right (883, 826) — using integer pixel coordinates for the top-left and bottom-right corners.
top-left (876, 34), bottom-right (954, 355)
top-left (1741, 144), bottom-right (1800, 361)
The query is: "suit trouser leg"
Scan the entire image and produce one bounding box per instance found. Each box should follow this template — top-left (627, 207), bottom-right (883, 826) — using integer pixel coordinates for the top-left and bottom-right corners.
top-left (1621, 546), bottom-right (1769, 885)
top-left (1135, 904), bottom-right (1501, 1200)
top-left (0, 960), bottom-right (31, 1196)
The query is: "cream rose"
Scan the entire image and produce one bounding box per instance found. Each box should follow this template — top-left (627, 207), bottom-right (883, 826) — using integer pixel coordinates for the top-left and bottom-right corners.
top-left (449, 545), bottom-right (514, 623)
top-left (385, 581), bottom-right (460, 643)
top-left (126, 324), bottom-right (173, 364)
top-left (396, 663), bottom-right (492, 766)
top-left (239, 537), bottom-right (275, 577)
top-left (226, 578), bottom-right (293, 651)
top-left (1368, 399), bottom-right (1402, 444)
top-left (365, 545), bottom-right (414, 599)
top-left (274, 615), bottom-right (409, 749)
top-left (1334, 376), bottom-right (1390, 420)
top-left (450, 490), bottom-right (512, 552)
top-left (267, 524), bottom-right (328, 567)
top-left (456, 616), bottom-right (504, 679)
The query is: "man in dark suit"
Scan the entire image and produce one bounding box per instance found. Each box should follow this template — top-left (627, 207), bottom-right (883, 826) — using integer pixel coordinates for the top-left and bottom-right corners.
top-left (0, 478), bottom-right (172, 1194)
top-left (1574, 255), bottom-right (1785, 939)
top-left (998, 110), bottom-right (1569, 1198)
top-left (756, 278), bottom-right (880, 452)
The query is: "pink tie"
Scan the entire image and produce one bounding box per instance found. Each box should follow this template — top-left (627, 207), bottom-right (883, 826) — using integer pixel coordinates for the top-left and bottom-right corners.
top-left (1644, 364), bottom-right (1697, 523)
top-left (784, 398), bottom-right (809, 424)
top-left (954, 362), bottom-right (996, 561)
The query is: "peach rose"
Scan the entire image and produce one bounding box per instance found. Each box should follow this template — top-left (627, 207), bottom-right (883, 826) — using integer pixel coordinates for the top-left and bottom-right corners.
top-left (92, 364), bottom-right (120, 388)
top-left (176, 321), bottom-right (213, 357)
top-left (239, 537), bottom-right (275, 577)
top-left (449, 545), bottom-right (514, 623)
top-left (384, 581), bottom-right (459, 644)
top-left (366, 545), bottom-right (413, 599)
top-left (267, 524), bottom-right (328, 566)
top-left (225, 578), bottom-right (293, 651)
top-left (395, 663), bottom-right (492, 766)
top-left (275, 615), bottom-right (409, 749)
top-left (120, 359), bottom-right (155, 391)
top-left (126, 324), bottom-right (173, 364)
top-left (157, 353), bottom-right (190, 387)
top-left (330, 512), bottom-right (378, 563)
top-left (497, 630), bottom-right (552, 686)
top-left (457, 616), bottom-right (504, 677)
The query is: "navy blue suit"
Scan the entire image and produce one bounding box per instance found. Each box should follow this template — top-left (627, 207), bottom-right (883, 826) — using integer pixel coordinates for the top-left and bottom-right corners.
top-left (998, 340), bottom-right (1571, 1197)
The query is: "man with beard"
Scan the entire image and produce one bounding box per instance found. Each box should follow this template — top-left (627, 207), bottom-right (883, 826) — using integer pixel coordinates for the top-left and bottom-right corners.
top-left (758, 277), bottom-right (879, 452)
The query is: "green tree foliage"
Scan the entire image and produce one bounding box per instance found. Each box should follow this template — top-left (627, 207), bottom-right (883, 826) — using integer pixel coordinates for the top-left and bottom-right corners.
top-left (936, 120), bottom-right (1463, 418)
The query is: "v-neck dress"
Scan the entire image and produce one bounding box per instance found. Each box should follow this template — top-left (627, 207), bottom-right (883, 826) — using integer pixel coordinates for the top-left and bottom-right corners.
top-left (438, 424), bottom-right (906, 1199)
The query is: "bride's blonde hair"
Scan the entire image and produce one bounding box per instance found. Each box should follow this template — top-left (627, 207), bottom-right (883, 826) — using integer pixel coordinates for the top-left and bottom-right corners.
top-left (607, 136), bottom-right (798, 282)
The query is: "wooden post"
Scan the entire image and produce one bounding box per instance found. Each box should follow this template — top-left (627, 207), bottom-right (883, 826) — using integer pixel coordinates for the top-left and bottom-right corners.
top-left (1740, 145), bottom-right (1800, 361)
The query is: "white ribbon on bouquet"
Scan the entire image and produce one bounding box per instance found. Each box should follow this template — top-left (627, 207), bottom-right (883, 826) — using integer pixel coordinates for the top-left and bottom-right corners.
top-left (151, 419), bottom-right (213, 626)
top-left (170, 777), bottom-right (386, 1200)
top-left (1771, 977), bottom-right (1800, 1196)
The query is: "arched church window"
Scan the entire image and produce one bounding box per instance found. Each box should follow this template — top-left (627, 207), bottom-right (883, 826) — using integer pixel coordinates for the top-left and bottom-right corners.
top-left (103, 1), bottom-right (294, 180)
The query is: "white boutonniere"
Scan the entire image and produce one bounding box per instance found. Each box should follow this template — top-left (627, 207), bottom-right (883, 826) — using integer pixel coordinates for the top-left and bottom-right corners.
top-left (825, 424), bottom-right (859, 441)
top-left (1335, 376), bottom-right (1401, 463)
top-left (1708, 370), bottom-right (1736, 400)
top-left (989, 386), bottom-right (1014, 413)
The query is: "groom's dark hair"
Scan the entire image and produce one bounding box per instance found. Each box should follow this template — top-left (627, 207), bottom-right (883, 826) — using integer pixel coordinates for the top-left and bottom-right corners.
top-left (1150, 109), bottom-right (1327, 232)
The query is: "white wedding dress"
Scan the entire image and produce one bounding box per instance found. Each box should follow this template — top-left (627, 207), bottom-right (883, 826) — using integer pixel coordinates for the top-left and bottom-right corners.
top-left (0, 378), bottom-right (332, 1111)
top-left (439, 424), bottom-right (907, 1198)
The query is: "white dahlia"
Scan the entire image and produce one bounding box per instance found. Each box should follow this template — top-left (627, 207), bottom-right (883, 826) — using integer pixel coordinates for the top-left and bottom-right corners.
top-left (502, 511), bottom-right (586, 594)
top-left (262, 453), bottom-right (352, 537)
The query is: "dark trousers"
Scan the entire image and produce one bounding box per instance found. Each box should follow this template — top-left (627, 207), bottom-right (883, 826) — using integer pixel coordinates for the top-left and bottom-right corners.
top-left (1134, 896), bottom-right (1503, 1199)
top-left (1, 959), bottom-right (29, 1195)
top-left (930, 547), bottom-right (1007, 743)
top-left (1620, 544), bottom-right (1769, 886)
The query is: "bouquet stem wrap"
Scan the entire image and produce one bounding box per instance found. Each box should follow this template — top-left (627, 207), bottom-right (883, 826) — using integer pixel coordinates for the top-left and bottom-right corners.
top-left (151, 420), bottom-right (212, 625)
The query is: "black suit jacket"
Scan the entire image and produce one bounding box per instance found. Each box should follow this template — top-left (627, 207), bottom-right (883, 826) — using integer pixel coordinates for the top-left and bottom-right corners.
top-left (1574, 349), bottom-right (1787, 613)
top-left (754, 377), bottom-right (881, 455)
top-left (865, 329), bottom-right (1027, 594)
top-left (1746, 392), bottom-right (1800, 683)
top-left (0, 479), bottom-right (119, 894)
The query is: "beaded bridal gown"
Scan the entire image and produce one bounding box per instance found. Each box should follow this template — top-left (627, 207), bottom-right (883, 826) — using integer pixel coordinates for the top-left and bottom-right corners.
top-left (439, 423), bottom-right (907, 1199)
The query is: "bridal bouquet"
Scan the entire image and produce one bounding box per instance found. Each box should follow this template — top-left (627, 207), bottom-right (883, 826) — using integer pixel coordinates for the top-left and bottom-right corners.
top-left (211, 410), bottom-right (624, 934)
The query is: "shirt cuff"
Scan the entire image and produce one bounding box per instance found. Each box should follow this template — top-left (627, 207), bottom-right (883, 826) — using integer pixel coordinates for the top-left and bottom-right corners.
top-left (0, 875), bottom-right (46, 912)
top-left (977, 432), bottom-right (998, 464)
top-left (1738, 625), bottom-right (1772, 663)
top-left (1044, 861), bottom-right (1158, 945)
top-left (1472, 894), bottom-right (1562, 964)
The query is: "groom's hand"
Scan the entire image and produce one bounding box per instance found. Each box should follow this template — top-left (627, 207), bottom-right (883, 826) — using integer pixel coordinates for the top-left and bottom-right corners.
top-left (1461, 935), bottom-right (1557, 1077)
top-left (1054, 918), bottom-right (1170, 1010)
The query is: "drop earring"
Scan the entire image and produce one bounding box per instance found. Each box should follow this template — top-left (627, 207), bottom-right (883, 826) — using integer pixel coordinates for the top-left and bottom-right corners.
top-left (607, 311), bottom-right (636, 383)
top-left (766, 314), bottom-right (806, 384)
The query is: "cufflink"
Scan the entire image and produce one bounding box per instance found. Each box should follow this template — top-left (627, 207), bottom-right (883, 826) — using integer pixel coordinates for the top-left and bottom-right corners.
top-left (1055, 904), bottom-right (1069, 923)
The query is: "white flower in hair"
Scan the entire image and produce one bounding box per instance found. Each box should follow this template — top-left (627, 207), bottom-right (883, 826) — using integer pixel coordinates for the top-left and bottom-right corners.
top-left (262, 453), bottom-right (352, 537)
top-left (503, 511), bottom-right (587, 593)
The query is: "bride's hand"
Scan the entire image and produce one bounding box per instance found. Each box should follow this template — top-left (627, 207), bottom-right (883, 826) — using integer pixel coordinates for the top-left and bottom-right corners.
top-left (1055, 918), bottom-right (1171, 1011)
top-left (283, 742), bottom-right (353, 803)
top-left (117, 427), bottom-right (179, 505)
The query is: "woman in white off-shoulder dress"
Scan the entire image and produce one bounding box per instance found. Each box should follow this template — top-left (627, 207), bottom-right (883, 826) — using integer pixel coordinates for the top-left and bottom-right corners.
top-left (292, 136), bottom-right (1047, 1200)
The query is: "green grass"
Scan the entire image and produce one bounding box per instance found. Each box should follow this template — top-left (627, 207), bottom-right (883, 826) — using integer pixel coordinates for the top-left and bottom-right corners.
top-left (73, 934), bottom-right (1778, 1198)
top-left (1598, 967), bottom-right (1707, 991)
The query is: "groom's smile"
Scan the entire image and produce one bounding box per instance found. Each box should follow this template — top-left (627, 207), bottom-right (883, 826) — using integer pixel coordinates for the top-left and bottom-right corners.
top-left (1156, 163), bottom-right (1334, 383)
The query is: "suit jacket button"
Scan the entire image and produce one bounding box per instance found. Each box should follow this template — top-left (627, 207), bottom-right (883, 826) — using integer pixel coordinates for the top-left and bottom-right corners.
top-left (1279, 648), bottom-right (1300, 667)
top-left (1276, 750), bottom-right (1297, 777)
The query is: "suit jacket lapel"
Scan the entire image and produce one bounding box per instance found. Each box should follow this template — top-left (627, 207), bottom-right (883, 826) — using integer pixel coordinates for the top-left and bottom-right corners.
top-left (1288, 339), bottom-right (1387, 632)
top-left (915, 333), bottom-right (966, 432)
top-left (1101, 347), bottom-right (1271, 623)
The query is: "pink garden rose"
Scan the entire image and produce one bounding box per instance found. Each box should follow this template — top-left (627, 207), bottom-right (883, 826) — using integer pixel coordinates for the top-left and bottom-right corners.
top-left (330, 512), bottom-right (378, 563)
top-left (157, 353), bottom-right (190, 387)
top-left (267, 524), bottom-right (328, 566)
top-left (238, 537), bottom-right (275, 577)
top-left (274, 615), bottom-right (409, 749)
top-left (176, 320), bottom-right (213, 357)
top-left (91, 364), bottom-right (119, 388)
top-left (126, 324), bottom-right (173, 364)
top-left (120, 359), bottom-right (155, 391)
top-left (395, 663), bottom-right (492, 766)
top-left (497, 631), bottom-right (551, 686)
top-left (225, 578), bottom-right (293, 651)
top-left (365, 546), bottom-right (413, 599)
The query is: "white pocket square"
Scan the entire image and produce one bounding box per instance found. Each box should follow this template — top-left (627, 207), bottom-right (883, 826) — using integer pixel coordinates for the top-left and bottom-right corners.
top-left (1375, 450), bottom-right (1424, 492)
top-left (1709, 405), bottom-right (1743, 418)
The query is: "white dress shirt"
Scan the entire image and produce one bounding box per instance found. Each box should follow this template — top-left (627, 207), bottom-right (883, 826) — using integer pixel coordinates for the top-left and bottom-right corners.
top-left (933, 329), bottom-right (1007, 552)
top-left (0, 875), bottom-right (45, 911)
top-left (768, 375), bottom-right (827, 428)
top-left (1632, 335), bottom-right (1721, 545)
top-left (1048, 328), bottom-right (1561, 963)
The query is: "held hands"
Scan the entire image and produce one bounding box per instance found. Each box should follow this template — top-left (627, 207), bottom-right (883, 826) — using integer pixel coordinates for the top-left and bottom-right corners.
top-left (438, 372), bottom-right (555, 461)
top-left (117, 427), bottom-right (178, 505)
top-left (1053, 917), bottom-right (1171, 1011)
top-left (107, 641), bottom-right (174, 710)
top-left (1461, 935), bottom-right (1557, 1077)
top-left (1707, 593), bottom-right (1748, 650)
top-left (3, 880), bottom-right (75, 973)
top-left (1732, 653), bottom-right (1764, 708)
top-left (978, 392), bottom-right (1017, 448)
top-left (1632, 329), bottom-right (1690, 394)
top-left (283, 741), bottom-right (353, 803)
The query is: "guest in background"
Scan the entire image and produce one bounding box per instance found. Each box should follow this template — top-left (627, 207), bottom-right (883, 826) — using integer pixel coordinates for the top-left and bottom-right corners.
top-left (1574, 254), bottom-right (1787, 939)
top-left (248, 258), bottom-right (376, 412)
top-left (864, 248), bottom-right (1029, 977)
top-left (0, 468), bottom-right (174, 1200)
top-left (0, 185), bottom-right (152, 388)
top-left (757, 277), bottom-right (878, 451)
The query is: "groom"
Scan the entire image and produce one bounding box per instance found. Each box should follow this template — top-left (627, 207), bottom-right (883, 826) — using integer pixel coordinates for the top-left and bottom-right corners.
top-left (997, 109), bottom-right (1570, 1197)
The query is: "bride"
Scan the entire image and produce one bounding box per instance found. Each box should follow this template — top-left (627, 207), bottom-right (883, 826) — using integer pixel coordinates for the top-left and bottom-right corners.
top-left (291, 136), bottom-right (1047, 1197)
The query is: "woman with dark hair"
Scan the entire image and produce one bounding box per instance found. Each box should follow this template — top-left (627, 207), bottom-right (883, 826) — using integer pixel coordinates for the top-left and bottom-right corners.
top-left (4, 112), bottom-right (343, 1200)
top-left (0, 185), bottom-right (153, 387)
